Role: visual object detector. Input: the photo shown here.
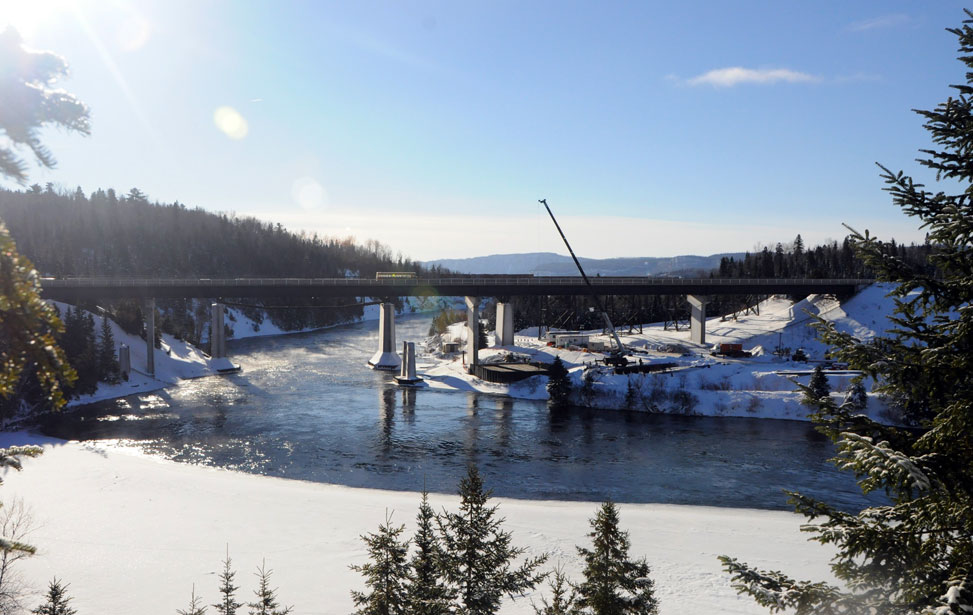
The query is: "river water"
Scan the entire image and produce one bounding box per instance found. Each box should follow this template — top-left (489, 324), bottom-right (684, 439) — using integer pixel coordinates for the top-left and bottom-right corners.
top-left (38, 315), bottom-right (877, 511)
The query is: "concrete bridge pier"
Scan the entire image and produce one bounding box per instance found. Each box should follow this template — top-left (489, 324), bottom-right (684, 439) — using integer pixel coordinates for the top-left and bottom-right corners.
top-left (466, 296), bottom-right (480, 372)
top-left (687, 294), bottom-right (709, 346)
top-left (368, 301), bottom-right (401, 371)
top-left (210, 303), bottom-right (226, 359)
top-left (145, 298), bottom-right (155, 377)
top-left (495, 301), bottom-right (514, 347)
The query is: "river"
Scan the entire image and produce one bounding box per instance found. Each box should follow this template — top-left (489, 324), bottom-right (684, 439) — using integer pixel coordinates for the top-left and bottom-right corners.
top-left (37, 314), bottom-right (877, 511)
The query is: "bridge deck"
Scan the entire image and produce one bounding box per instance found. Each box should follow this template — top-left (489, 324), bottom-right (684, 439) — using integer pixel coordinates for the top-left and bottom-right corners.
top-left (39, 276), bottom-right (873, 301)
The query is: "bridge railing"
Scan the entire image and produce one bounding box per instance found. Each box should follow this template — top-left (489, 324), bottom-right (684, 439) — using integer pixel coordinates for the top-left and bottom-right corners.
top-left (40, 276), bottom-right (874, 288)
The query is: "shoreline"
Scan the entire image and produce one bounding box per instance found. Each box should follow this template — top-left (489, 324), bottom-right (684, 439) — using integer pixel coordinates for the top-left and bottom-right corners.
top-left (0, 432), bottom-right (837, 615)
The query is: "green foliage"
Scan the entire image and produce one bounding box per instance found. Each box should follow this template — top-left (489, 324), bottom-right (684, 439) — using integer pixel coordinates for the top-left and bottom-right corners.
top-left (573, 500), bottom-right (657, 615)
top-left (438, 465), bottom-right (548, 615)
top-left (0, 222), bottom-right (76, 413)
top-left (177, 585), bottom-right (207, 615)
top-left (213, 552), bottom-right (243, 615)
top-left (350, 512), bottom-right (411, 615)
top-left (546, 357), bottom-right (572, 408)
top-left (247, 561), bottom-right (291, 615)
top-left (31, 578), bottom-right (76, 615)
top-left (722, 11), bottom-right (973, 614)
top-left (406, 491), bottom-right (453, 615)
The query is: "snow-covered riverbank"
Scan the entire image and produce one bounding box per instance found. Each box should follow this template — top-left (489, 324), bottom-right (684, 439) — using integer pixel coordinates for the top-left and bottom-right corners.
top-left (418, 284), bottom-right (897, 423)
top-left (0, 432), bottom-right (836, 615)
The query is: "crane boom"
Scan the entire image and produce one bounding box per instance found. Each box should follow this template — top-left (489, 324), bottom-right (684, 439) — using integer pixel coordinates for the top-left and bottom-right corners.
top-left (538, 199), bottom-right (625, 354)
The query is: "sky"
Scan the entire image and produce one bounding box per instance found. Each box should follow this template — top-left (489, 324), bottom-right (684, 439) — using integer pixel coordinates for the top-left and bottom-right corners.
top-left (0, 0), bottom-right (967, 261)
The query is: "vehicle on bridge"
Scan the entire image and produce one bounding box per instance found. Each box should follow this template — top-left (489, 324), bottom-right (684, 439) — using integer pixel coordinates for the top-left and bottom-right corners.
top-left (375, 271), bottom-right (417, 279)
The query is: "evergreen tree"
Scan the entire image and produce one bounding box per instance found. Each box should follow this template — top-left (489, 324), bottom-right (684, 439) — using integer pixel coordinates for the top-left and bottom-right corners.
top-left (350, 511), bottom-right (411, 615)
top-left (573, 500), bottom-right (657, 615)
top-left (624, 378), bottom-right (637, 411)
top-left (844, 380), bottom-right (868, 413)
top-left (247, 560), bottom-right (291, 615)
top-left (546, 357), bottom-right (572, 408)
top-left (802, 365), bottom-right (830, 407)
top-left (406, 491), bottom-right (452, 615)
top-left (721, 11), bottom-right (973, 613)
top-left (532, 564), bottom-right (576, 615)
top-left (31, 578), bottom-right (76, 615)
top-left (213, 551), bottom-right (243, 615)
top-left (438, 465), bottom-right (547, 615)
top-left (177, 585), bottom-right (207, 615)
top-left (97, 314), bottom-right (120, 384)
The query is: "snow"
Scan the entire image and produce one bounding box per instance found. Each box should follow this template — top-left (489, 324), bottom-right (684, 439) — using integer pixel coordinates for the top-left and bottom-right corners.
top-left (0, 432), bottom-right (837, 615)
top-left (420, 285), bottom-right (902, 423)
top-left (48, 302), bottom-right (226, 410)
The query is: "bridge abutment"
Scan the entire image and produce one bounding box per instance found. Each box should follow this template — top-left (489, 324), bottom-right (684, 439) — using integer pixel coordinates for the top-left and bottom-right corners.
top-left (687, 294), bottom-right (709, 346)
top-left (495, 301), bottom-right (514, 347)
top-left (368, 302), bottom-right (401, 371)
top-left (466, 296), bottom-right (480, 372)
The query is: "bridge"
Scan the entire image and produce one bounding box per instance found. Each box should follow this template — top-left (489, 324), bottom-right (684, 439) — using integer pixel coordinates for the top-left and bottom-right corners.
top-left (39, 276), bottom-right (872, 375)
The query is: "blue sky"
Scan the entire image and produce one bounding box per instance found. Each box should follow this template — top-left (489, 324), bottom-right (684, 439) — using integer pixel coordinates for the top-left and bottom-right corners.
top-left (1, 1), bottom-right (966, 260)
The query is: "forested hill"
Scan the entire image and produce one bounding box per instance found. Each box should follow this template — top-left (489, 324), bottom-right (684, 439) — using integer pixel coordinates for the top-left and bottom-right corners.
top-left (0, 185), bottom-right (434, 278)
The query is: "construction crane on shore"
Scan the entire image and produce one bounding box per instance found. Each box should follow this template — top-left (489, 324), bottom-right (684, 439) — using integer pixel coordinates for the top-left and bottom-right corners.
top-left (538, 198), bottom-right (626, 363)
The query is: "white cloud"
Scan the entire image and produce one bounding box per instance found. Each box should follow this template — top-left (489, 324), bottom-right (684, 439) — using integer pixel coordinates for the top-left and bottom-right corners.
top-left (847, 14), bottom-right (909, 32)
top-left (687, 67), bottom-right (819, 88)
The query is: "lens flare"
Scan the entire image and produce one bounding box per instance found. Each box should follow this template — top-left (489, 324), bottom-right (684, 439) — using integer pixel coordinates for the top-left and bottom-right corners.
top-left (291, 177), bottom-right (327, 210)
top-left (213, 106), bottom-right (248, 139)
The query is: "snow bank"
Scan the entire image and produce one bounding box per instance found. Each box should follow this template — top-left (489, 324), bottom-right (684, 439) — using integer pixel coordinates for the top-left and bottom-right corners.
top-left (420, 285), bottom-right (900, 423)
top-left (0, 432), bottom-right (836, 615)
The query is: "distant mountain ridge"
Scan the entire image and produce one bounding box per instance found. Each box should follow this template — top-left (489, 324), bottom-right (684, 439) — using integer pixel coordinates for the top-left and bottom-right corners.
top-left (424, 252), bottom-right (746, 277)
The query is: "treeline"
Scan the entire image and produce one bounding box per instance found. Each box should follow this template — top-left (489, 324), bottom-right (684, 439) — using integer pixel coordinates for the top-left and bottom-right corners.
top-left (0, 183), bottom-right (442, 344)
top-left (714, 233), bottom-right (935, 279)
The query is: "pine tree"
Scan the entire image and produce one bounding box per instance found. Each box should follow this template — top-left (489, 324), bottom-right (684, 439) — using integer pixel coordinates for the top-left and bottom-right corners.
top-left (177, 585), bottom-right (207, 615)
top-left (546, 357), bottom-right (572, 408)
top-left (350, 511), bottom-right (411, 615)
top-left (573, 500), bottom-right (657, 615)
top-left (213, 551), bottom-right (243, 615)
top-left (438, 465), bottom-right (548, 615)
top-left (532, 564), bottom-right (576, 615)
top-left (624, 378), bottom-right (638, 411)
top-left (844, 380), bottom-right (868, 413)
top-left (802, 365), bottom-right (830, 407)
top-left (247, 560), bottom-right (291, 615)
top-left (31, 578), bottom-right (76, 615)
top-left (721, 11), bottom-right (973, 614)
top-left (97, 314), bottom-right (120, 384)
top-left (406, 491), bottom-right (452, 615)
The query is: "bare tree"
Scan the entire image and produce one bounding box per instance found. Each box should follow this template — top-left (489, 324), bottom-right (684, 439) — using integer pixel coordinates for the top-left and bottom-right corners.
top-left (0, 498), bottom-right (37, 614)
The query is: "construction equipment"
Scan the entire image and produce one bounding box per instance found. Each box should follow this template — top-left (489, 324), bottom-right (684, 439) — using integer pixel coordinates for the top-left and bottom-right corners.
top-left (538, 198), bottom-right (626, 361)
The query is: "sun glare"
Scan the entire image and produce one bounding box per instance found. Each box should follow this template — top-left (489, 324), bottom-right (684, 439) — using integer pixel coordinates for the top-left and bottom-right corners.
top-left (0, 0), bottom-right (76, 38)
top-left (213, 106), bottom-right (248, 140)
top-left (292, 176), bottom-right (327, 210)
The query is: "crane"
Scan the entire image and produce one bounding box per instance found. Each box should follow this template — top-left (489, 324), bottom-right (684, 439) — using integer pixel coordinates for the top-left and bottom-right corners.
top-left (538, 199), bottom-right (626, 363)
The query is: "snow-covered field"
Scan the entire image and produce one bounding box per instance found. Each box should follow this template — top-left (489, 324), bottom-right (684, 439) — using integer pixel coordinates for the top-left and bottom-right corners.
top-left (0, 432), bottom-right (836, 615)
top-left (421, 284), bottom-right (898, 423)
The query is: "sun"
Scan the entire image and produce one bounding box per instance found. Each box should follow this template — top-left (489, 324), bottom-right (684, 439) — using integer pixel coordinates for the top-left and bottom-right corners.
top-left (0, 0), bottom-right (77, 38)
